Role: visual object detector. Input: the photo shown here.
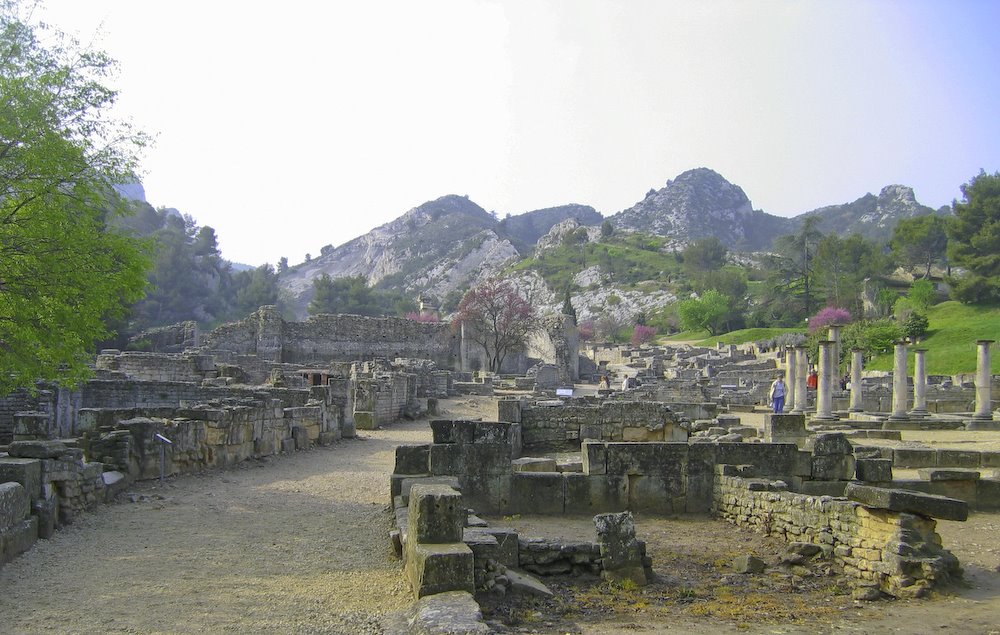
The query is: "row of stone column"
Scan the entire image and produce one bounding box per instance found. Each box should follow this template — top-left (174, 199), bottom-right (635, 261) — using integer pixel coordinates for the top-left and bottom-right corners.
top-left (781, 336), bottom-right (995, 423)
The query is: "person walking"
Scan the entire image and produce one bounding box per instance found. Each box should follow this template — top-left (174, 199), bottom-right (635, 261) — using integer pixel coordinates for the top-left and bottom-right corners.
top-left (769, 374), bottom-right (787, 413)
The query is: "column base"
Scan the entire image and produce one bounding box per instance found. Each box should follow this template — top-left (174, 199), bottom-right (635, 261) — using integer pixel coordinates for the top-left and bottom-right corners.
top-left (966, 417), bottom-right (1000, 431)
top-left (885, 413), bottom-right (910, 423)
top-left (810, 414), bottom-right (839, 422)
top-left (907, 409), bottom-right (929, 418)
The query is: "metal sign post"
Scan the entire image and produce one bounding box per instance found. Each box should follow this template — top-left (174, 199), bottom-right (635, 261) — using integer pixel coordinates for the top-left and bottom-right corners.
top-left (154, 433), bottom-right (173, 484)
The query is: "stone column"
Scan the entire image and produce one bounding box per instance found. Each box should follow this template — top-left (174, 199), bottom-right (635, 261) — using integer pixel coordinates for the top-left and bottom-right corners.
top-left (909, 348), bottom-right (929, 417)
top-left (887, 341), bottom-right (909, 422)
top-left (792, 345), bottom-right (808, 414)
top-left (849, 348), bottom-right (865, 412)
top-left (971, 340), bottom-right (995, 424)
top-left (784, 346), bottom-right (797, 412)
top-left (827, 324), bottom-right (843, 378)
top-left (814, 340), bottom-right (837, 420)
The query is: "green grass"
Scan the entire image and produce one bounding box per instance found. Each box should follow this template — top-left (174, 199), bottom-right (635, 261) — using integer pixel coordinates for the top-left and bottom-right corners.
top-left (866, 301), bottom-right (1000, 375)
top-left (661, 329), bottom-right (711, 342)
top-left (697, 328), bottom-right (804, 346)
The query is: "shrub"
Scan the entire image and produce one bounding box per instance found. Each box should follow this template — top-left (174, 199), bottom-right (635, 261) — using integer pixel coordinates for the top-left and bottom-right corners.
top-left (902, 312), bottom-right (930, 341)
top-left (578, 320), bottom-right (595, 342)
top-left (841, 319), bottom-right (903, 355)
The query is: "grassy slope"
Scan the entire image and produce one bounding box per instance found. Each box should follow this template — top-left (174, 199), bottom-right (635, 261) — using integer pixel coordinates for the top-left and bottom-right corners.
top-left (866, 301), bottom-right (1000, 375)
top-left (660, 302), bottom-right (998, 375)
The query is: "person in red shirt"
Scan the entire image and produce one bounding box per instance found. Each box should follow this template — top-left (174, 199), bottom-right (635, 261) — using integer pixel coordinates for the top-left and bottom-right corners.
top-left (806, 370), bottom-right (818, 390)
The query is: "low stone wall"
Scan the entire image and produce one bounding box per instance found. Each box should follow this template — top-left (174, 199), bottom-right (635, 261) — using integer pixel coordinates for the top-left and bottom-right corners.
top-left (497, 399), bottom-right (686, 452)
top-left (712, 469), bottom-right (963, 598)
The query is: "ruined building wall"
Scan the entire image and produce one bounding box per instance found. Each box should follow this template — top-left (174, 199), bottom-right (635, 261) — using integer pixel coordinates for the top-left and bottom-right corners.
top-left (713, 472), bottom-right (961, 598)
top-left (199, 306), bottom-right (459, 368)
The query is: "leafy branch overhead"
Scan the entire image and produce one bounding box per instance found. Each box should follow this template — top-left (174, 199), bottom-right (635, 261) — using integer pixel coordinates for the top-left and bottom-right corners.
top-left (0, 1), bottom-right (150, 394)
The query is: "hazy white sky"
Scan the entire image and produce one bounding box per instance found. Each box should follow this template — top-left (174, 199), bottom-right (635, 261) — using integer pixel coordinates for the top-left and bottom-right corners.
top-left (39, 0), bottom-right (1000, 266)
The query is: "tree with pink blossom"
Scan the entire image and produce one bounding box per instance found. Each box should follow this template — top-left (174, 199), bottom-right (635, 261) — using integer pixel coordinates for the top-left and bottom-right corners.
top-left (452, 278), bottom-right (539, 373)
top-left (808, 306), bottom-right (851, 333)
top-left (631, 324), bottom-right (658, 346)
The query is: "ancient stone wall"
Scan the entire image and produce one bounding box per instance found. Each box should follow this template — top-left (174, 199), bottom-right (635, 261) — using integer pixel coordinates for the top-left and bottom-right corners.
top-left (498, 399), bottom-right (686, 452)
top-left (712, 470), bottom-right (962, 598)
top-left (128, 321), bottom-right (199, 353)
top-left (200, 306), bottom-right (459, 368)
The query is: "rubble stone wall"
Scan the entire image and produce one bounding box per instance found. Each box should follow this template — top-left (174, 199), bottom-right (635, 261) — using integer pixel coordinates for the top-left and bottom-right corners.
top-left (200, 306), bottom-right (458, 368)
top-left (713, 471), bottom-right (961, 598)
top-left (499, 400), bottom-right (686, 452)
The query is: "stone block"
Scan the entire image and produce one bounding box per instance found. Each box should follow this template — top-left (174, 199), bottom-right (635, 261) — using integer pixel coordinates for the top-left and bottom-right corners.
top-left (892, 448), bottom-right (937, 468)
top-left (397, 476), bottom-right (461, 507)
top-left (428, 444), bottom-right (465, 476)
top-left (812, 433), bottom-right (854, 456)
top-left (605, 442), bottom-right (687, 479)
top-left (32, 497), bottom-right (58, 539)
top-left (6, 440), bottom-right (69, 460)
top-left (511, 457), bottom-right (558, 472)
top-left (845, 483), bottom-right (968, 521)
top-left (796, 480), bottom-right (847, 497)
top-left (980, 451), bottom-right (1000, 468)
top-left (582, 440), bottom-right (607, 475)
top-left (936, 449), bottom-right (982, 469)
top-left (685, 443), bottom-right (716, 513)
top-left (856, 458), bottom-right (893, 483)
top-left (0, 458), bottom-right (42, 502)
top-left (496, 399), bottom-right (522, 424)
top-left (812, 454), bottom-right (856, 481)
top-left (291, 426), bottom-right (309, 450)
top-left (477, 527), bottom-right (519, 568)
top-left (918, 469), bottom-right (981, 482)
top-left (594, 511), bottom-right (647, 586)
top-left (408, 485), bottom-right (465, 544)
top-left (0, 482), bottom-right (30, 530)
top-left (509, 473), bottom-right (564, 515)
top-left (406, 590), bottom-right (489, 635)
top-left (977, 479), bottom-right (1000, 510)
top-left (628, 475), bottom-right (681, 513)
top-left (564, 474), bottom-right (628, 513)
top-left (0, 517), bottom-right (39, 565)
top-left (353, 411), bottom-right (376, 430)
top-left (580, 424), bottom-right (603, 441)
top-left (280, 438), bottom-right (296, 454)
top-left (395, 445), bottom-right (431, 475)
top-left (406, 543), bottom-right (475, 598)
top-left (764, 414), bottom-right (807, 441)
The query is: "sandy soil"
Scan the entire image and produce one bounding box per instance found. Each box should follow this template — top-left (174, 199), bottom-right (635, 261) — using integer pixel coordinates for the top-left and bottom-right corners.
top-left (1, 396), bottom-right (998, 635)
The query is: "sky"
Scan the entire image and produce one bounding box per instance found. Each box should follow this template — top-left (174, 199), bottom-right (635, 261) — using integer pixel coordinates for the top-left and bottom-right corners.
top-left (37, 0), bottom-right (1000, 267)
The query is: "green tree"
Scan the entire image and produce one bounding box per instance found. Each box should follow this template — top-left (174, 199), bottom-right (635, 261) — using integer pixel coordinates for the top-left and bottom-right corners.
top-left (0, 2), bottom-right (150, 393)
top-left (769, 217), bottom-right (823, 319)
top-left (681, 237), bottom-right (727, 274)
top-left (947, 171), bottom-right (1000, 304)
top-left (307, 274), bottom-right (382, 316)
top-left (230, 264), bottom-right (282, 317)
top-left (813, 233), bottom-right (888, 315)
top-left (891, 214), bottom-right (950, 279)
top-left (676, 290), bottom-right (730, 335)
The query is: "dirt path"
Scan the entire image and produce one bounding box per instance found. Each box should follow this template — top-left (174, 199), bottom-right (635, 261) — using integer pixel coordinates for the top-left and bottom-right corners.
top-left (0, 416), bottom-right (438, 634)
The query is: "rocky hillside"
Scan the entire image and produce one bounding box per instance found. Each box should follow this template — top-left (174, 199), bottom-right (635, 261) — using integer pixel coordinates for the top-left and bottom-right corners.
top-left (610, 168), bottom-right (793, 251)
top-left (279, 195), bottom-right (519, 317)
top-left (793, 184), bottom-right (949, 241)
top-left (501, 204), bottom-right (602, 250)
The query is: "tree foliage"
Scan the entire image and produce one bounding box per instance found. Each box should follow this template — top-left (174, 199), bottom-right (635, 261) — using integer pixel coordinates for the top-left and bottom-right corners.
top-left (677, 290), bottom-right (730, 335)
top-left (947, 171), bottom-right (1000, 304)
top-left (891, 214), bottom-right (949, 278)
top-left (681, 237), bottom-right (727, 274)
top-left (307, 274), bottom-right (382, 316)
top-left (452, 277), bottom-right (538, 373)
top-left (0, 2), bottom-right (150, 392)
top-left (768, 217), bottom-right (823, 319)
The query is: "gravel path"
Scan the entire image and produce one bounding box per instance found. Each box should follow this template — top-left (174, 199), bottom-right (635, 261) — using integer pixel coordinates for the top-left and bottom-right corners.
top-left (0, 416), bottom-right (440, 634)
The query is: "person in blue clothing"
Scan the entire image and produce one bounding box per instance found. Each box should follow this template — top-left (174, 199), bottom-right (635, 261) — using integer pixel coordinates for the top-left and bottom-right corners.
top-left (769, 374), bottom-right (787, 413)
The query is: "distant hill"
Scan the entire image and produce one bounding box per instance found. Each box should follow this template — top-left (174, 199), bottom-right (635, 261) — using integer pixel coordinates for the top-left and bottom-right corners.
top-left (793, 184), bottom-right (949, 242)
top-left (501, 204), bottom-right (603, 251)
top-left (609, 168), bottom-right (793, 251)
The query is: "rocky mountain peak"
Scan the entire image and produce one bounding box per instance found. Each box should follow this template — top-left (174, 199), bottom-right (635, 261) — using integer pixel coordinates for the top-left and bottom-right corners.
top-left (610, 167), bottom-right (759, 247)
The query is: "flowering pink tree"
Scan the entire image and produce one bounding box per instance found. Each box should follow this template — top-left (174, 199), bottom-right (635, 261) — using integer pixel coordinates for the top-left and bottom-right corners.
top-left (578, 320), bottom-right (595, 342)
top-left (631, 324), bottom-right (657, 346)
top-left (808, 306), bottom-right (851, 333)
top-left (452, 278), bottom-right (539, 373)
